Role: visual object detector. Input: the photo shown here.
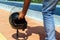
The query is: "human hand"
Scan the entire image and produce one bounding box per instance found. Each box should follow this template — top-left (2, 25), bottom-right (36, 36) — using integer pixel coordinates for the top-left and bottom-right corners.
top-left (18, 11), bottom-right (25, 19)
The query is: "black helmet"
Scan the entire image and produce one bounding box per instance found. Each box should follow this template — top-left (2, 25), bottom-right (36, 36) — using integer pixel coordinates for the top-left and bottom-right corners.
top-left (9, 12), bottom-right (27, 31)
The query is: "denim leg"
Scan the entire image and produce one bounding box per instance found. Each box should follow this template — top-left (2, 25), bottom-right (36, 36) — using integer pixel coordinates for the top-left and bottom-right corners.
top-left (43, 11), bottom-right (56, 40)
top-left (42, 0), bottom-right (58, 40)
top-left (42, 0), bottom-right (58, 12)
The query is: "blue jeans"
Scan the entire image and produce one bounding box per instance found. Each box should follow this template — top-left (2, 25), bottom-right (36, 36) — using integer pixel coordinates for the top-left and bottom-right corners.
top-left (42, 0), bottom-right (58, 40)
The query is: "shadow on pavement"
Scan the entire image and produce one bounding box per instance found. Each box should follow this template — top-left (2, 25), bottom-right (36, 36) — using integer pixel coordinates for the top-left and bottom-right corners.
top-left (12, 26), bottom-right (60, 40)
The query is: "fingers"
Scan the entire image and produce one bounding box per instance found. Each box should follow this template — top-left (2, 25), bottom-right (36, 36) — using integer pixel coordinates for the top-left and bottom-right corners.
top-left (18, 12), bottom-right (25, 19)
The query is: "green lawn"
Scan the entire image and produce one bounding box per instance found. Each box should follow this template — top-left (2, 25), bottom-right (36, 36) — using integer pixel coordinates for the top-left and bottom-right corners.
top-left (58, 2), bottom-right (60, 5)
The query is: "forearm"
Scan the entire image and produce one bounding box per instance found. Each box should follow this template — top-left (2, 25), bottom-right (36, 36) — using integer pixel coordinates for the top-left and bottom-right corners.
top-left (21, 0), bottom-right (31, 16)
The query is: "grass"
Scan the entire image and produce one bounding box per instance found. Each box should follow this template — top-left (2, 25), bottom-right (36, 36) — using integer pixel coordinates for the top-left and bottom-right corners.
top-left (58, 2), bottom-right (60, 5)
